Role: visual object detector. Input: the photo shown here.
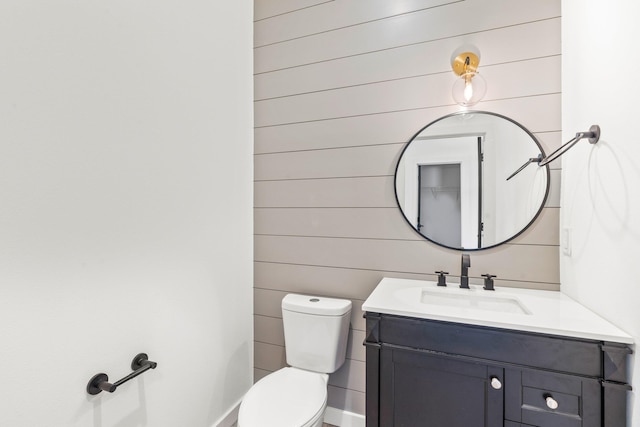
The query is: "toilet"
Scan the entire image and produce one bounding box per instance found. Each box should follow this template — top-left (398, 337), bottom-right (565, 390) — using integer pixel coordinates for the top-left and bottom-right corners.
top-left (238, 293), bottom-right (352, 427)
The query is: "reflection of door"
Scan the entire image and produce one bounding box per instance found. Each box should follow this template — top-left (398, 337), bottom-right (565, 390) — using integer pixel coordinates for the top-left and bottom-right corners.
top-left (403, 135), bottom-right (482, 248)
top-left (418, 164), bottom-right (462, 248)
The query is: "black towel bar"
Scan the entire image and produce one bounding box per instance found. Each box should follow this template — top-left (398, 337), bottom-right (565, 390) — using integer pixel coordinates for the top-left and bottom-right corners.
top-left (87, 353), bottom-right (157, 395)
top-left (506, 125), bottom-right (601, 180)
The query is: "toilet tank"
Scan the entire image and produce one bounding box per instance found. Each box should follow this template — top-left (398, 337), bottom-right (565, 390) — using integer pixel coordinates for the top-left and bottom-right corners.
top-left (281, 294), bottom-right (352, 374)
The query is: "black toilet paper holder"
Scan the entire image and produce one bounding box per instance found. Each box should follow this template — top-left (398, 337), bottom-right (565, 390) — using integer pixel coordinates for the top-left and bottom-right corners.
top-left (87, 353), bottom-right (157, 395)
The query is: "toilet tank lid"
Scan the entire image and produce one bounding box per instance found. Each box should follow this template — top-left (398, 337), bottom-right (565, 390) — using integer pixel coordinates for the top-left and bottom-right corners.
top-left (282, 294), bottom-right (352, 316)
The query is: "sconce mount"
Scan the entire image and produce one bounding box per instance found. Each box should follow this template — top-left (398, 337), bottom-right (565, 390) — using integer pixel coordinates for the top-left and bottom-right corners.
top-left (451, 52), bottom-right (480, 76)
top-left (450, 50), bottom-right (486, 107)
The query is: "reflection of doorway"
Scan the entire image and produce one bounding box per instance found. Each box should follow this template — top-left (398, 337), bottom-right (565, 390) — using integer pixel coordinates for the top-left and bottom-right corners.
top-left (418, 164), bottom-right (462, 248)
top-left (415, 136), bottom-right (483, 248)
top-left (402, 135), bottom-right (483, 248)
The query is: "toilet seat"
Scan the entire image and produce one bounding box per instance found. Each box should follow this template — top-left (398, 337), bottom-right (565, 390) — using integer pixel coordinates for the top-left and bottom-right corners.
top-left (238, 367), bottom-right (328, 427)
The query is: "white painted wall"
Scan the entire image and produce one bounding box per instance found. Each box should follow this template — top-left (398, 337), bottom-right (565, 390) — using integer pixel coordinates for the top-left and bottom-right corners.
top-left (561, 1), bottom-right (640, 424)
top-left (0, 1), bottom-right (253, 426)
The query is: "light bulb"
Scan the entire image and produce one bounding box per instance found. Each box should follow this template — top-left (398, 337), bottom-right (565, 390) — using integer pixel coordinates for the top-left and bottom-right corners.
top-left (451, 71), bottom-right (487, 107)
top-left (463, 77), bottom-right (473, 102)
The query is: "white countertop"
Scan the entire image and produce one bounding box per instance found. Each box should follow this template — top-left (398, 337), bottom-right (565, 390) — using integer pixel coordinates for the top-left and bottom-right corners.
top-left (362, 277), bottom-right (634, 344)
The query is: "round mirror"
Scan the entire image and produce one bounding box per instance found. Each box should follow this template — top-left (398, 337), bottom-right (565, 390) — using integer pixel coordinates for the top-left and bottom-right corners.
top-left (395, 111), bottom-right (549, 250)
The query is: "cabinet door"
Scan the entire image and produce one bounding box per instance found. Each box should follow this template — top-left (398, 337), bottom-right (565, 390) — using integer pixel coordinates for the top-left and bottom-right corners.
top-left (379, 347), bottom-right (503, 427)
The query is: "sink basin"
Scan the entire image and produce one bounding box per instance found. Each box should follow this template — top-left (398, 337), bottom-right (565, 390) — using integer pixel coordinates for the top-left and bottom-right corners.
top-left (420, 289), bottom-right (530, 314)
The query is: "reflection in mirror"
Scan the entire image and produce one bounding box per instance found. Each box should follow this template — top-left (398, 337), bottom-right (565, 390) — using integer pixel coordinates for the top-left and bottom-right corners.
top-left (395, 111), bottom-right (549, 250)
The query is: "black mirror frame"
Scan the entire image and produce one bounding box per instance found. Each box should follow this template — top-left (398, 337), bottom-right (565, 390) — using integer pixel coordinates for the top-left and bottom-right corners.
top-left (394, 110), bottom-right (550, 251)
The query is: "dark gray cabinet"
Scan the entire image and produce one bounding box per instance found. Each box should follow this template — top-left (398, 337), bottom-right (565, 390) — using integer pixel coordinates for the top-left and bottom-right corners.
top-left (380, 346), bottom-right (503, 426)
top-left (364, 312), bottom-right (632, 427)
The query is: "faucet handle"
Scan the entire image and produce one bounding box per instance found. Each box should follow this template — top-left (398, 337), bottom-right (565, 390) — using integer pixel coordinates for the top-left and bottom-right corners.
top-left (435, 271), bottom-right (449, 287)
top-left (482, 274), bottom-right (496, 291)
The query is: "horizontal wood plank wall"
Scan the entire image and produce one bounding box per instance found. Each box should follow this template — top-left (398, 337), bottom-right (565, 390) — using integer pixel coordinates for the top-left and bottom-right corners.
top-left (253, 0), bottom-right (561, 416)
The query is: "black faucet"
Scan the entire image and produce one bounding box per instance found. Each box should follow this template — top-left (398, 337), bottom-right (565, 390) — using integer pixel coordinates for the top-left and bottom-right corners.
top-left (460, 254), bottom-right (471, 289)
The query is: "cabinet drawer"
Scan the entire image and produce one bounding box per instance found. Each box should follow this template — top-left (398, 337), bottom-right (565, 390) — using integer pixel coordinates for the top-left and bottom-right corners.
top-left (522, 386), bottom-right (581, 426)
top-left (506, 368), bottom-right (601, 427)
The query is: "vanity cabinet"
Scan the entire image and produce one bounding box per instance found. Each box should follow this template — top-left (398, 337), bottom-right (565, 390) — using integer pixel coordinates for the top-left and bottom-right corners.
top-left (364, 312), bottom-right (631, 427)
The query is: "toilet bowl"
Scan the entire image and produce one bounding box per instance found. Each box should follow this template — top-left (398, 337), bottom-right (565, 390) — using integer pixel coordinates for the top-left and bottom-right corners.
top-left (238, 367), bottom-right (328, 427)
top-left (238, 294), bottom-right (352, 427)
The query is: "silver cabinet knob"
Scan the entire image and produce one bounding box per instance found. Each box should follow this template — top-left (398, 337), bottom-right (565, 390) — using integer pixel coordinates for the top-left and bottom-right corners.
top-left (546, 395), bottom-right (559, 410)
top-left (490, 377), bottom-right (502, 390)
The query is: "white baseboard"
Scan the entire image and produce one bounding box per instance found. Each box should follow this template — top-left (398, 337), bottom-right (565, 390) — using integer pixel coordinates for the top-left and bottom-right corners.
top-left (323, 406), bottom-right (366, 427)
top-left (213, 398), bottom-right (241, 427)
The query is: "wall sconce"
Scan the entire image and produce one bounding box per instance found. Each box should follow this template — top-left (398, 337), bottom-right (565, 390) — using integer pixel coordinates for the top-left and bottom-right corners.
top-left (451, 50), bottom-right (487, 107)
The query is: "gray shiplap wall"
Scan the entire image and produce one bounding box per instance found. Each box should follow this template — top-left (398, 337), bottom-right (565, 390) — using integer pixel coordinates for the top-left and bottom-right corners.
top-left (253, 0), bottom-right (561, 416)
